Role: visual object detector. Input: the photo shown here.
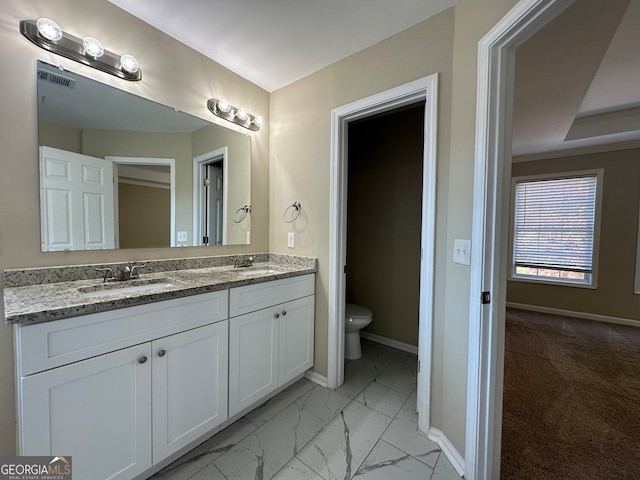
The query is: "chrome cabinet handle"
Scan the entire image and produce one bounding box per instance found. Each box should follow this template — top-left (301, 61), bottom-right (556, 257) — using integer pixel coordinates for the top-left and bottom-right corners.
top-left (158, 349), bottom-right (167, 357)
top-left (138, 355), bottom-right (148, 364)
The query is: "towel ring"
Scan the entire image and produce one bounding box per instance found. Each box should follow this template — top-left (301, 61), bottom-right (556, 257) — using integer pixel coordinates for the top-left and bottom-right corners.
top-left (234, 205), bottom-right (251, 223)
top-left (284, 201), bottom-right (301, 223)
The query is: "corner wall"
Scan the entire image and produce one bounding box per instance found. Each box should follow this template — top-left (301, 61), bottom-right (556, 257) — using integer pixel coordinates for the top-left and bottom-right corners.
top-left (269, 6), bottom-right (455, 383)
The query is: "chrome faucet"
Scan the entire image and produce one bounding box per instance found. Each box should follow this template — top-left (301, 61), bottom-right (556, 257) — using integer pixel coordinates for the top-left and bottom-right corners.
top-left (234, 256), bottom-right (254, 268)
top-left (95, 263), bottom-right (146, 282)
top-left (95, 267), bottom-right (114, 283)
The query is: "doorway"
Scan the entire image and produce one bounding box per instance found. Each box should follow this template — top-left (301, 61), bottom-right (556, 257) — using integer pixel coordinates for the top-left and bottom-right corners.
top-left (328, 74), bottom-right (439, 436)
top-left (193, 148), bottom-right (229, 246)
top-left (107, 156), bottom-right (176, 248)
top-left (346, 103), bottom-right (425, 351)
top-left (466, 1), bottom-right (575, 479)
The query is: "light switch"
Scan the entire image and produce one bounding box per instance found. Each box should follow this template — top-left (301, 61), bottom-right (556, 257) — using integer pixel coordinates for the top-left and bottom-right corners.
top-left (177, 231), bottom-right (188, 242)
top-left (453, 239), bottom-right (471, 265)
top-left (288, 232), bottom-right (295, 249)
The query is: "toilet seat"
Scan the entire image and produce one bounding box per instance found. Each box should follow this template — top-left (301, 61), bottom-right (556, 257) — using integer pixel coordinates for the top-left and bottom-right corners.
top-left (346, 303), bottom-right (371, 319)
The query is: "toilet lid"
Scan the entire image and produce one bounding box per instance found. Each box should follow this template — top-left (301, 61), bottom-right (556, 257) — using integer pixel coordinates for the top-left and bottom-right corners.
top-left (346, 303), bottom-right (372, 319)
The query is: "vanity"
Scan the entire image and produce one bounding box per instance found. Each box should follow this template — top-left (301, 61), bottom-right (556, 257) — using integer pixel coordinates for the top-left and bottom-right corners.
top-left (5, 254), bottom-right (316, 480)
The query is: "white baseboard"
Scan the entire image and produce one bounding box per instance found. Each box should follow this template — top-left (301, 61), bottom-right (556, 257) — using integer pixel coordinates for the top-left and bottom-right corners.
top-left (360, 331), bottom-right (418, 355)
top-left (428, 427), bottom-right (465, 477)
top-left (305, 370), bottom-right (329, 387)
top-left (507, 302), bottom-right (640, 328)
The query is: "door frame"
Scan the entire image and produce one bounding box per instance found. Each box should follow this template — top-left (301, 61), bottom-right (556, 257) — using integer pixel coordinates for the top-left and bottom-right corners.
top-left (107, 156), bottom-right (176, 247)
top-left (465, 1), bottom-right (573, 479)
top-left (328, 74), bottom-right (439, 431)
top-left (193, 148), bottom-right (229, 246)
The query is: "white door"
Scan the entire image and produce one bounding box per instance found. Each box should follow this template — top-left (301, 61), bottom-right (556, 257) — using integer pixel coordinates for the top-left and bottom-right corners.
top-left (20, 343), bottom-right (152, 480)
top-left (279, 295), bottom-right (315, 384)
top-left (40, 146), bottom-right (115, 251)
top-left (152, 322), bottom-right (229, 461)
top-left (208, 164), bottom-right (224, 245)
top-left (229, 309), bottom-right (279, 417)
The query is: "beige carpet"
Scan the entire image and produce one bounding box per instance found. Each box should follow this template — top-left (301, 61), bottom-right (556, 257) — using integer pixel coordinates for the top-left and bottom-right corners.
top-left (501, 308), bottom-right (640, 479)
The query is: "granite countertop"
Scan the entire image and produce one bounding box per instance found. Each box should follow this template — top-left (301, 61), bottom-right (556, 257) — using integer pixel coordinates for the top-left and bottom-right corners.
top-left (5, 254), bottom-right (316, 325)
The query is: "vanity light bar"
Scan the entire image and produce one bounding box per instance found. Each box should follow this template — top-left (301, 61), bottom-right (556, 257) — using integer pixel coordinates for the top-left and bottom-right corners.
top-left (207, 99), bottom-right (264, 131)
top-left (20, 19), bottom-right (141, 81)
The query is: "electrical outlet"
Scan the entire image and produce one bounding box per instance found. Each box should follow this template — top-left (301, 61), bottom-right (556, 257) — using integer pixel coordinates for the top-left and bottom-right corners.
top-left (453, 239), bottom-right (471, 265)
top-left (288, 232), bottom-right (295, 249)
top-left (177, 231), bottom-right (188, 242)
top-left (246, 231), bottom-right (251, 244)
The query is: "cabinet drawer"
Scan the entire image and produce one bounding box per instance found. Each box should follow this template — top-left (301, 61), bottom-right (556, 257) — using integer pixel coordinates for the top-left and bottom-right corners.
top-left (17, 291), bottom-right (228, 376)
top-left (229, 274), bottom-right (315, 317)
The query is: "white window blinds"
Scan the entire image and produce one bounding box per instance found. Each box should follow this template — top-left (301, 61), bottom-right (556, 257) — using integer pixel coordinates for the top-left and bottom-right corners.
top-left (513, 175), bottom-right (597, 273)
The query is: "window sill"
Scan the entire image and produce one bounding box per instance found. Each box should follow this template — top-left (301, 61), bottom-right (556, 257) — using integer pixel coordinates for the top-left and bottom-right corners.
top-left (509, 275), bottom-right (597, 289)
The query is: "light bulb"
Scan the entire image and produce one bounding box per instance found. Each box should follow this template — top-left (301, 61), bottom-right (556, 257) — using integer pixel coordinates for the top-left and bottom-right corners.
top-left (120, 54), bottom-right (139, 74)
top-left (236, 108), bottom-right (249, 121)
top-left (83, 37), bottom-right (104, 58)
top-left (253, 115), bottom-right (265, 127)
top-left (217, 99), bottom-right (231, 113)
top-left (36, 18), bottom-right (63, 42)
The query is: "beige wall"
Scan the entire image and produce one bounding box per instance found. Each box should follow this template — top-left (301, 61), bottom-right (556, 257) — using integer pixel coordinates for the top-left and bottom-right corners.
top-left (508, 149), bottom-right (640, 321)
top-left (38, 123), bottom-right (252, 246)
top-left (0, 0), bottom-right (269, 455)
top-left (192, 125), bottom-right (252, 245)
top-left (38, 121), bottom-right (82, 152)
top-left (118, 183), bottom-right (171, 248)
top-left (270, 4), bottom-right (455, 377)
top-left (269, 0), bottom-right (520, 456)
top-left (347, 106), bottom-right (424, 346)
top-left (82, 129), bottom-right (194, 240)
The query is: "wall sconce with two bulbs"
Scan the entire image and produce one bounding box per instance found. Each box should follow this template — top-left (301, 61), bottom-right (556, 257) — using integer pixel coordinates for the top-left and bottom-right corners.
top-left (208, 99), bottom-right (264, 131)
top-left (20, 18), bottom-right (141, 81)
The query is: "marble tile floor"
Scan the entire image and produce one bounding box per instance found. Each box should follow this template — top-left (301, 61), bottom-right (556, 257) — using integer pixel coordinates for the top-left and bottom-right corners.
top-left (150, 339), bottom-right (460, 480)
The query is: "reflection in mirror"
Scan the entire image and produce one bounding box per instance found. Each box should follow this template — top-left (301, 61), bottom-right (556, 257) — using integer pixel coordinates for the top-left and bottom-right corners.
top-left (36, 60), bottom-right (251, 252)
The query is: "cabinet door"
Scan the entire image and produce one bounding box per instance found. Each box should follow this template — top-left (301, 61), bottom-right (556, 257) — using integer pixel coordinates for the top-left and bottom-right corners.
top-left (21, 343), bottom-right (152, 480)
top-left (229, 309), bottom-right (279, 417)
top-left (279, 295), bottom-right (315, 384)
top-left (152, 322), bottom-right (228, 461)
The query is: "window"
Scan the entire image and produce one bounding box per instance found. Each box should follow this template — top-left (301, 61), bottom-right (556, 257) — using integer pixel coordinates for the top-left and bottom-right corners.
top-left (510, 170), bottom-right (603, 287)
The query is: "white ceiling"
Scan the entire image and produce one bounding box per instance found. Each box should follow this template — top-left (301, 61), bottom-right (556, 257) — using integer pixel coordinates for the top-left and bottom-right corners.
top-left (107, 0), bottom-right (457, 92)
top-left (74, 0), bottom-right (639, 160)
top-left (512, 0), bottom-right (640, 160)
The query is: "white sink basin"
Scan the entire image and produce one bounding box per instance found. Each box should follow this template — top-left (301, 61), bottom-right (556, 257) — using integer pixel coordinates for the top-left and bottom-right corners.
top-left (237, 268), bottom-right (276, 276)
top-left (79, 278), bottom-right (174, 297)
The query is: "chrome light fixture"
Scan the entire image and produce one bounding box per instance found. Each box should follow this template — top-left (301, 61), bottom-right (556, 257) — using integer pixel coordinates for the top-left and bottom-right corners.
top-left (207, 99), bottom-right (264, 131)
top-left (119, 54), bottom-right (139, 74)
top-left (36, 18), bottom-right (62, 42)
top-left (21, 18), bottom-right (141, 81)
top-left (82, 37), bottom-right (104, 59)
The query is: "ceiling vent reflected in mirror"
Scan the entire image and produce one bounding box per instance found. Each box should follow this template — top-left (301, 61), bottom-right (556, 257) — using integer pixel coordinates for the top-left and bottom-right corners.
top-left (38, 69), bottom-right (76, 89)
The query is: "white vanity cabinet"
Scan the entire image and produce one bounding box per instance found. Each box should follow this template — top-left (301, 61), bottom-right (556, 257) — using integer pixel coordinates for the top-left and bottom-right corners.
top-left (15, 291), bottom-right (228, 480)
top-left (152, 321), bottom-right (228, 461)
top-left (228, 274), bottom-right (315, 416)
top-left (21, 343), bottom-right (153, 480)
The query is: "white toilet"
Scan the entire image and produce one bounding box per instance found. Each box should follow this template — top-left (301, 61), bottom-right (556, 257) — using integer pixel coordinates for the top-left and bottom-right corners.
top-left (345, 303), bottom-right (373, 360)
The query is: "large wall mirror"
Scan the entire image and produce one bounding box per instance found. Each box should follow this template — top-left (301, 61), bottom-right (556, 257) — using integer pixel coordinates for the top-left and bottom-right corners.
top-left (36, 60), bottom-right (251, 252)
